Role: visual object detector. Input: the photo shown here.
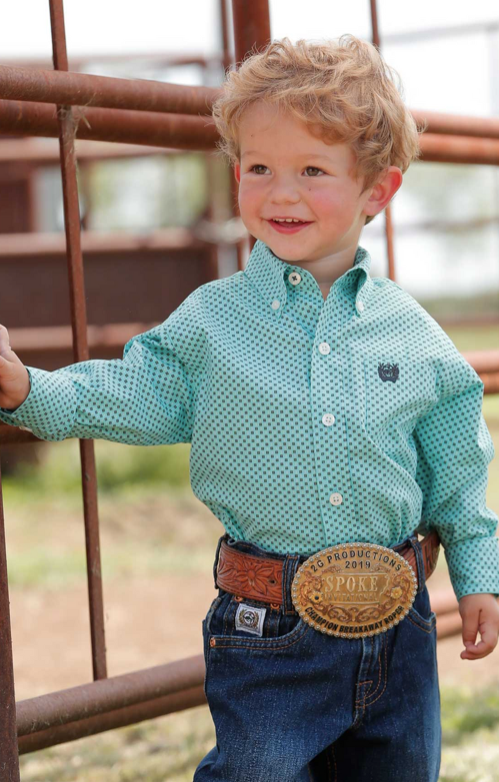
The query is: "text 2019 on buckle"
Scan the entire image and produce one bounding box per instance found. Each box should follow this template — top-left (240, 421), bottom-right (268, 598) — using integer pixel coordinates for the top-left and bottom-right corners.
top-left (291, 542), bottom-right (418, 639)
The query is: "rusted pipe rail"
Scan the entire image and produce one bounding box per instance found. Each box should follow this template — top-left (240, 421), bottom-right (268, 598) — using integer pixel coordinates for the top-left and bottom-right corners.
top-left (3, 323), bottom-right (160, 352)
top-left (16, 655), bottom-right (206, 737)
top-left (0, 227), bottom-right (210, 256)
top-left (0, 138), bottom-right (180, 164)
top-left (0, 65), bottom-right (219, 116)
top-left (421, 134), bottom-right (499, 165)
top-left (0, 99), bottom-right (218, 149)
top-left (18, 686), bottom-right (206, 755)
top-left (411, 109), bottom-right (499, 140)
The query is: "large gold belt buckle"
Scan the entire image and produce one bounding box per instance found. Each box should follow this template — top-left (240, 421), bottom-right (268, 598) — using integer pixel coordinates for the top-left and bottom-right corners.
top-left (291, 542), bottom-right (418, 639)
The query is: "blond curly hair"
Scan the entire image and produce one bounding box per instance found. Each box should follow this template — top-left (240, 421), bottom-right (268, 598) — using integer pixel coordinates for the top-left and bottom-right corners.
top-left (211, 35), bottom-right (426, 225)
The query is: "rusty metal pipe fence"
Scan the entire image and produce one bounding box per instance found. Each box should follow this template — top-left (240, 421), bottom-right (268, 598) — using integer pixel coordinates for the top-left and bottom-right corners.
top-left (0, 0), bottom-right (498, 776)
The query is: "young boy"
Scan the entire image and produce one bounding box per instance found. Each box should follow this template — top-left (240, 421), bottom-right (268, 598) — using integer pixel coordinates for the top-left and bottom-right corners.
top-left (0, 34), bottom-right (498, 781)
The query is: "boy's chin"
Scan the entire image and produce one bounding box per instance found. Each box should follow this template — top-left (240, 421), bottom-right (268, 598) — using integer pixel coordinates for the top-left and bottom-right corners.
top-left (263, 239), bottom-right (307, 262)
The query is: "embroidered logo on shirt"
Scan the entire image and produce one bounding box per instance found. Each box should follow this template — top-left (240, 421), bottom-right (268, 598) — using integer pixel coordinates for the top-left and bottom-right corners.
top-left (378, 362), bottom-right (399, 383)
top-left (235, 603), bottom-right (267, 636)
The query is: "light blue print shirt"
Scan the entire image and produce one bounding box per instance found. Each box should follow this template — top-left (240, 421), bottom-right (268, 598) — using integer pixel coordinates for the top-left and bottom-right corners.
top-left (1, 239), bottom-right (498, 601)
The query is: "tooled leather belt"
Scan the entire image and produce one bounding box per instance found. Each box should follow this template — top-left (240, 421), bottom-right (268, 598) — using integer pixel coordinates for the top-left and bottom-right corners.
top-left (215, 529), bottom-right (441, 607)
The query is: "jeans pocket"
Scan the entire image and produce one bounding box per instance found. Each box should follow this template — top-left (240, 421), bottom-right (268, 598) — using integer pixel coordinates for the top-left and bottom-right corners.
top-left (207, 590), bottom-right (310, 650)
top-left (407, 585), bottom-right (437, 633)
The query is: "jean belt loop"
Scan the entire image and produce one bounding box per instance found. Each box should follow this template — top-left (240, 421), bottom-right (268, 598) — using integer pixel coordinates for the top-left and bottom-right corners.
top-left (283, 554), bottom-right (300, 615)
top-left (407, 535), bottom-right (425, 593)
top-left (213, 533), bottom-right (228, 590)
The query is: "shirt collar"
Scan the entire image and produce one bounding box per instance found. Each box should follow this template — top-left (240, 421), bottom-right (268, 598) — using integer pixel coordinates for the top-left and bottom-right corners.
top-left (244, 239), bottom-right (374, 318)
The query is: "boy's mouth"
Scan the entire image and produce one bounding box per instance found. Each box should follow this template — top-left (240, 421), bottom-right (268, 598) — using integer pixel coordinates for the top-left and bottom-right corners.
top-left (267, 218), bottom-right (313, 235)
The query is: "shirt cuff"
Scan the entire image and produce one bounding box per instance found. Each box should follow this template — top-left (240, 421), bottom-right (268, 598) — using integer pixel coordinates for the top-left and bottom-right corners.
top-left (0, 366), bottom-right (77, 441)
top-left (443, 534), bottom-right (499, 601)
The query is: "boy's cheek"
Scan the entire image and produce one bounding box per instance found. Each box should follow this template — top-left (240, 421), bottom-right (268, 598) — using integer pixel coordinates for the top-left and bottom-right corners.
top-left (311, 190), bottom-right (353, 220)
top-left (238, 186), bottom-right (263, 222)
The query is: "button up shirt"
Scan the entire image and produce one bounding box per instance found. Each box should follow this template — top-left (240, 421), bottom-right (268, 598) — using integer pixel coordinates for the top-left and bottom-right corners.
top-left (1, 239), bottom-right (498, 601)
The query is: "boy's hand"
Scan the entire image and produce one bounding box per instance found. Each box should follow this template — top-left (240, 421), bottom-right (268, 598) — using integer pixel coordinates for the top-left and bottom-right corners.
top-left (0, 325), bottom-right (30, 410)
top-left (459, 593), bottom-right (499, 659)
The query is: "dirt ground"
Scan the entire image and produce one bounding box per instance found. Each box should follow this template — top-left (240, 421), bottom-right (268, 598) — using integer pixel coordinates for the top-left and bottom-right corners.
top-left (10, 555), bottom-right (499, 703)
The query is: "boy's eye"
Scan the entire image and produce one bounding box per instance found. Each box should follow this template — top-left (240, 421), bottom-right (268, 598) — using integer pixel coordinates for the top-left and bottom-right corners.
top-left (248, 165), bottom-right (325, 176)
top-left (304, 167), bottom-right (325, 176)
top-left (249, 164), bottom-right (270, 174)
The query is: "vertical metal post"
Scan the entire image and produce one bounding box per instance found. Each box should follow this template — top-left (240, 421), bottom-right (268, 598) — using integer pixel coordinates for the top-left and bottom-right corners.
top-left (0, 460), bottom-right (20, 779)
top-left (218, 0), bottom-right (246, 270)
top-left (48, 0), bottom-right (107, 680)
top-left (369, 0), bottom-right (396, 282)
top-left (231, 0), bottom-right (271, 255)
top-left (219, 0), bottom-right (232, 74)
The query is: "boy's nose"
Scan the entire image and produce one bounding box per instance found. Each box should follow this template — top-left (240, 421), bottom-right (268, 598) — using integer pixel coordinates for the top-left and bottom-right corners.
top-left (269, 185), bottom-right (301, 204)
top-left (268, 173), bottom-right (301, 204)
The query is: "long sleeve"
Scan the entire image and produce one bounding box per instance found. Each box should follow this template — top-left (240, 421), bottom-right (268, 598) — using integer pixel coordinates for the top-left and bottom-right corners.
top-left (0, 322), bottom-right (195, 445)
top-left (413, 345), bottom-right (499, 601)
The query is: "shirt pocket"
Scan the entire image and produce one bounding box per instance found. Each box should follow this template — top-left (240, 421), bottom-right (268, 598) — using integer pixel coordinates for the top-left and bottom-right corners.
top-left (363, 355), bottom-right (437, 446)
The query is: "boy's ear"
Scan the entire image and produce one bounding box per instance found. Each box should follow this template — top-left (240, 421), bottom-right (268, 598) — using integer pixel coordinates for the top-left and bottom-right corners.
top-left (363, 167), bottom-right (403, 218)
top-left (234, 162), bottom-right (241, 184)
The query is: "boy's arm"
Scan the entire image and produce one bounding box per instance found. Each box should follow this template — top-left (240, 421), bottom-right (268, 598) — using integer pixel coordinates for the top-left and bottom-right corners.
top-left (413, 347), bottom-right (499, 603)
top-left (0, 322), bottom-right (194, 445)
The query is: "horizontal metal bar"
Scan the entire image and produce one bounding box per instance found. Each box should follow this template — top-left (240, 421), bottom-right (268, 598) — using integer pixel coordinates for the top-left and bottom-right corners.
top-left (0, 227), bottom-right (209, 257)
top-left (16, 655), bottom-right (205, 736)
top-left (0, 425), bottom-right (38, 444)
top-left (0, 138), bottom-right (182, 165)
top-left (1, 52), bottom-right (219, 70)
top-left (412, 109), bottom-right (499, 140)
top-left (462, 349), bottom-right (499, 374)
top-left (421, 132), bottom-right (499, 165)
top-left (435, 609), bottom-right (465, 639)
top-left (0, 99), bottom-right (217, 149)
top-left (0, 65), bottom-right (219, 116)
top-left (18, 685), bottom-right (206, 755)
top-left (6, 323), bottom-right (159, 352)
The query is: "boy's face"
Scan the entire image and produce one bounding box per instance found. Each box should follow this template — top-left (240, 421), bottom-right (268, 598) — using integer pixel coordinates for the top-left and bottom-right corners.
top-left (234, 101), bottom-right (401, 263)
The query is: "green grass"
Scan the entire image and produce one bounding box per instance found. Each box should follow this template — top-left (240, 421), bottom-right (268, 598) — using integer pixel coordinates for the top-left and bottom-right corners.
top-left (18, 707), bottom-right (216, 782)
top-left (2, 440), bottom-right (191, 505)
top-left (439, 684), bottom-right (499, 781)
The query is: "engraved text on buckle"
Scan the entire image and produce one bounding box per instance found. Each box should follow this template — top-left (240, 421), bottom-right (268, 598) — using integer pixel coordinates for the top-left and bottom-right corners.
top-left (291, 542), bottom-right (418, 639)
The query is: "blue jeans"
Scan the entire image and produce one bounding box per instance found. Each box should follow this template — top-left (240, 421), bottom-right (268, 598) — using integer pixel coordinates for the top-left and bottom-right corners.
top-left (194, 533), bottom-right (441, 782)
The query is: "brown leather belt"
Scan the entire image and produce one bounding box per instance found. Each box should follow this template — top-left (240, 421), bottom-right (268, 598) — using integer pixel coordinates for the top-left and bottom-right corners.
top-left (215, 529), bottom-right (441, 607)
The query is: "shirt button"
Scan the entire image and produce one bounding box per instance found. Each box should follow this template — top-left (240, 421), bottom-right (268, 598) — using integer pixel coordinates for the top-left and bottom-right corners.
top-left (329, 492), bottom-right (343, 506)
top-left (356, 300), bottom-right (365, 313)
top-left (318, 342), bottom-right (331, 355)
top-left (322, 413), bottom-right (335, 426)
top-left (271, 299), bottom-right (280, 310)
top-left (289, 272), bottom-right (302, 286)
